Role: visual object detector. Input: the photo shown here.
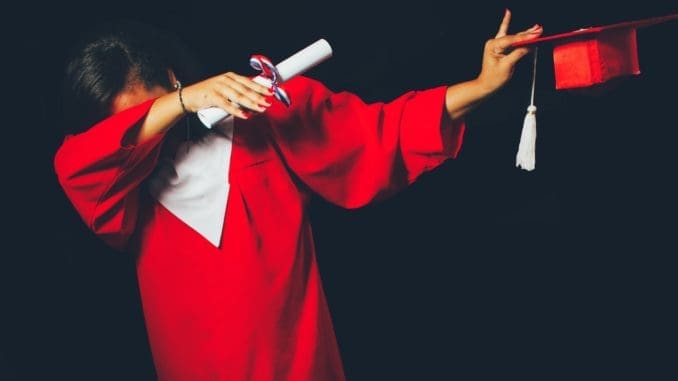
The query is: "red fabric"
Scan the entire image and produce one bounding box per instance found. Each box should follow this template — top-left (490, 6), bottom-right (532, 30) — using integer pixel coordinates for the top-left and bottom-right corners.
top-left (511, 13), bottom-right (678, 90)
top-left (512, 13), bottom-right (678, 49)
top-left (54, 76), bottom-right (465, 381)
top-left (553, 29), bottom-right (640, 89)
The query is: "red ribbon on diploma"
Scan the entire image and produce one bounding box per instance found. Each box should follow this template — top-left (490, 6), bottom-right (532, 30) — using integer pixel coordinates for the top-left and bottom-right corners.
top-left (249, 55), bottom-right (292, 107)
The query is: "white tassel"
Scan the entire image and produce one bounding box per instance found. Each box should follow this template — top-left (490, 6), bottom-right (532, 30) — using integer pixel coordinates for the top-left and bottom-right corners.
top-left (516, 105), bottom-right (537, 171)
top-left (516, 48), bottom-right (538, 171)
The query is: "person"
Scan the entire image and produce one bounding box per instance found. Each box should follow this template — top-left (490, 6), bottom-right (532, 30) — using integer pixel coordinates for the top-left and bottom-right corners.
top-left (54, 10), bottom-right (542, 381)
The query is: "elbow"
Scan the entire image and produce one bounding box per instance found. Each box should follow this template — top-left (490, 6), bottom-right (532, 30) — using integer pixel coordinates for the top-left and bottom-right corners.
top-left (89, 205), bottom-right (135, 251)
top-left (53, 139), bottom-right (88, 185)
top-left (53, 143), bottom-right (72, 184)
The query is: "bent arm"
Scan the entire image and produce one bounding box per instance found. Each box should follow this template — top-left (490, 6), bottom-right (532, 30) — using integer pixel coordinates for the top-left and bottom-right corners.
top-left (129, 72), bottom-right (273, 144)
top-left (54, 100), bottom-right (165, 250)
top-left (126, 90), bottom-right (187, 145)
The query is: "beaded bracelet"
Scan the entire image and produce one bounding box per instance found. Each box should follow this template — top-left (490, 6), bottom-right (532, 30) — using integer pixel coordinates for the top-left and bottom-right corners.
top-left (174, 80), bottom-right (190, 114)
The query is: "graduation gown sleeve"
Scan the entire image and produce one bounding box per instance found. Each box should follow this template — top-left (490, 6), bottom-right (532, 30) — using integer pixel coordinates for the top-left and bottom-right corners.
top-left (53, 99), bottom-right (164, 250)
top-left (265, 76), bottom-right (466, 208)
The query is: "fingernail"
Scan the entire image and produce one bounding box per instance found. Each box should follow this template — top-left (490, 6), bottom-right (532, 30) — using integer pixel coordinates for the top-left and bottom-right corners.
top-left (265, 96), bottom-right (275, 104)
top-left (242, 111), bottom-right (251, 119)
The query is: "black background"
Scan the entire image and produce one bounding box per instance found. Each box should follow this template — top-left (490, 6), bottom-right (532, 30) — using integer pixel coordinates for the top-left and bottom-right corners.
top-left (3, 0), bottom-right (677, 380)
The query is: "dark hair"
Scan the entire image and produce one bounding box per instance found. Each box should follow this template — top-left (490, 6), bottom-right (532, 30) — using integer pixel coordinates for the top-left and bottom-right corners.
top-left (62, 20), bottom-right (202, 134)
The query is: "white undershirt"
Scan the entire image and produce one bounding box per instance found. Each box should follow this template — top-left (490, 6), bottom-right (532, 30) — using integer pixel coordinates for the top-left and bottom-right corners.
top-left (147, 117), bottom-right (234, 247)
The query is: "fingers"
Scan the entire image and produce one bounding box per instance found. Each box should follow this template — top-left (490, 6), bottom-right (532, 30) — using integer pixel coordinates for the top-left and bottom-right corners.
top-left (220, 73), bottom-right (272, 110)
top-left (500, 26), bottom-right (542, 66)
top-left (505, 47), bottom-right (531, 66)
top-left (215, 95), bottom-right (251, 119)
top-left (209, 75), bottom-right (266, 119)
top-left (518, 24), bottom-right (542, 36)
top-left (491, 26), bottom-right (542, 54)
top-left (225, 72), bottom-right (273, 97)
top-left (495, 8), bottom-right (511, 38)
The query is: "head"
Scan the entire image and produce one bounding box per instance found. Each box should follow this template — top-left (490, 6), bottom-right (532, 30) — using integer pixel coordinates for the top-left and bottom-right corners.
top-left (61, 20), bottom-right (201, 135)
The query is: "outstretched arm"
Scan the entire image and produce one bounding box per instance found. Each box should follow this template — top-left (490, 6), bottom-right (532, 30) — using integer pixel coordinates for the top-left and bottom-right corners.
top-left (445, 9), bottom-right (542, 120)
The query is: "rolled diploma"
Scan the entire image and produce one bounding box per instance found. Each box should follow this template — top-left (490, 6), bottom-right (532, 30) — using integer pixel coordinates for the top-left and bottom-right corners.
top-left (197, 39), bottom-right (333, 128)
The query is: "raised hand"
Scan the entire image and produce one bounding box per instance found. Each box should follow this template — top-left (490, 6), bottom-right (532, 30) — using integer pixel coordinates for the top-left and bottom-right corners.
top-left (181, 72), bottom-right (274, 119)
top-left (477, 9), bottom-right (543, 94)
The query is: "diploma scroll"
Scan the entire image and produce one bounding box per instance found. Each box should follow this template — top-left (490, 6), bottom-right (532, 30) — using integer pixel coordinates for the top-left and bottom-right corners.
top-left (197, 39), bottom-right (333, 128)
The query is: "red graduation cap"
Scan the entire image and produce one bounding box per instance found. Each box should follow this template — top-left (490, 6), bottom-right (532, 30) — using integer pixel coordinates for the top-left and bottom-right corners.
top-left (511, 14), bottom-right (678, 171)
top-left (513, 14), bottom-right (678, 89)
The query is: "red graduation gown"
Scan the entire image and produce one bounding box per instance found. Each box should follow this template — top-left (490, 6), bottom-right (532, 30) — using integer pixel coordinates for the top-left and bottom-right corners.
top-left (54, 76), bottom-right (465, 381)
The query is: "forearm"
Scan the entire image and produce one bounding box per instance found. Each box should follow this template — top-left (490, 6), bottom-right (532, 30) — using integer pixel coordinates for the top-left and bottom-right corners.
top-left (129, 72), bottom-right (274, 145)
top-left (444, 78), bottom-right (494, 121)
top-left (130, 91), bottom-right (185, 145)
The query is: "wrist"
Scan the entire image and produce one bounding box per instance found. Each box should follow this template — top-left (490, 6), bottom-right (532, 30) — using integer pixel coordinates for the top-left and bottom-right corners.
top-left (174, 81), bottom-right (192, 114)
top-left (472, 76), bottom-right (499, 97)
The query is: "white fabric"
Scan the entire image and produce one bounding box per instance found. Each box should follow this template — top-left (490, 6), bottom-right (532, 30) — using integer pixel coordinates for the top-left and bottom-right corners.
top-left (516, 49), bottom-right (539, 172)
top-left (147, 116), bottom-right (234, 247)
top-left (516, 105), bottom-right (537, 171)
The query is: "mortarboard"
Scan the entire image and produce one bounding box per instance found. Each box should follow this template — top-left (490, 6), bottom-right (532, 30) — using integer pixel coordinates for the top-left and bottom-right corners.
top-left (511, 14), bottom-right (678, 171)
